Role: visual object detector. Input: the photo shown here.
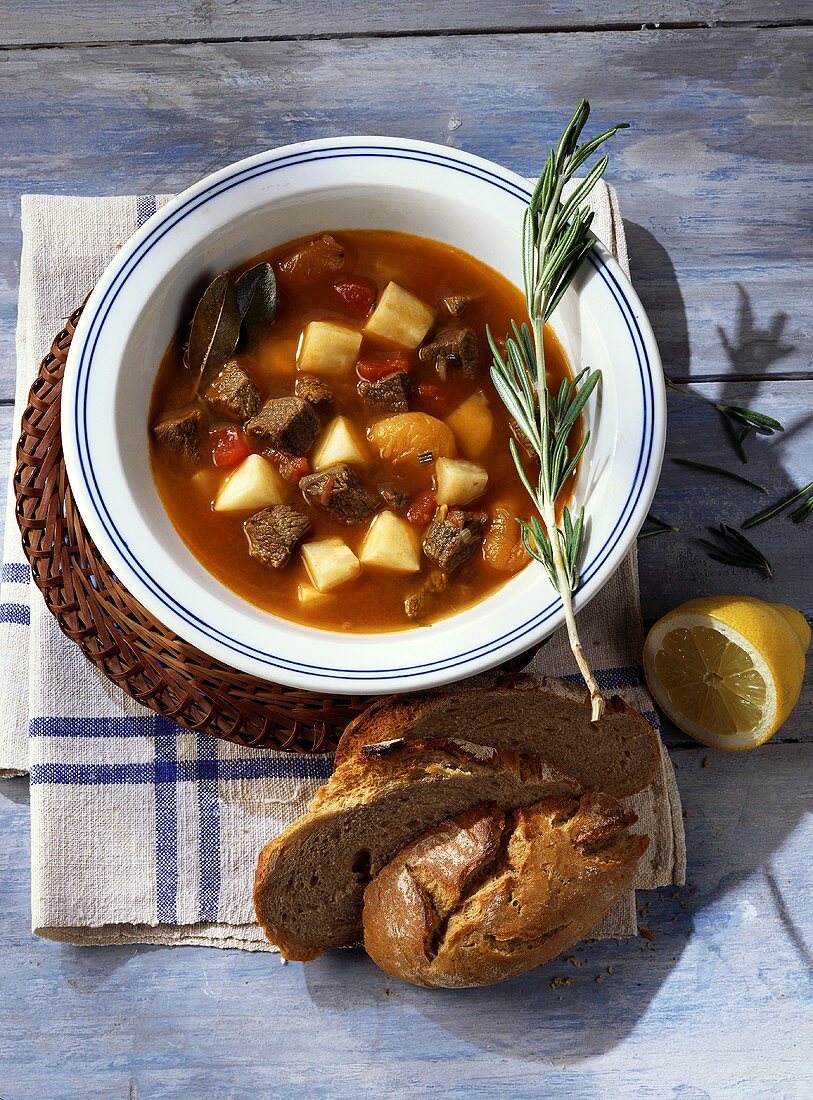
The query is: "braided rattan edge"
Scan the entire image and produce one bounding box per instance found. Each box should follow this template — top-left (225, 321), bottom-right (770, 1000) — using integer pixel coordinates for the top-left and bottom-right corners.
top-left (13, 308), bottom-right (538, 753)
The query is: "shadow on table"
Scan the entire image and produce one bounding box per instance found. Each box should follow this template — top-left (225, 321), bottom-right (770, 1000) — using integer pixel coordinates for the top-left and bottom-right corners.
top-left (300, 745), bottom-right (811, 1064)
top-left (626, 221), bottom-right (811, 632)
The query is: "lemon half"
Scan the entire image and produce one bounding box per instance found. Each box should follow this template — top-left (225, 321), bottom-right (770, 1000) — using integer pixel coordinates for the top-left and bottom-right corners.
top-left (643, 596), bottom-right (810, 750)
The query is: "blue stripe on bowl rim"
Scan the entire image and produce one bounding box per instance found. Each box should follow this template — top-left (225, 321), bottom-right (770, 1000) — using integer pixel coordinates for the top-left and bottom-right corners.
top-left (71, 142), bottom-right (657, 681)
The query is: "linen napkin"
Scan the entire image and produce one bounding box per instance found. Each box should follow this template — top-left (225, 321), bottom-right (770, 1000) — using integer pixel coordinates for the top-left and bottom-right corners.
top-left (0, 183), bottom-right (684, 948)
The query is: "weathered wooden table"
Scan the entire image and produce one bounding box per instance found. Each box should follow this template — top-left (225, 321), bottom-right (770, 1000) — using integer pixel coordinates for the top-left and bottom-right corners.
top-left (1, 5), bottom-right (811, 1096)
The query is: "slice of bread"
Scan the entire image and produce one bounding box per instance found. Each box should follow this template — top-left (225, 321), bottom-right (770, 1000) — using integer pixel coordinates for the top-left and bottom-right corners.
top-left (253, 739), bottom-right (582, 961)
top-left (334, 678), bottom-right (659, 798)
top-left (363, 795), bottom-right (648, 988)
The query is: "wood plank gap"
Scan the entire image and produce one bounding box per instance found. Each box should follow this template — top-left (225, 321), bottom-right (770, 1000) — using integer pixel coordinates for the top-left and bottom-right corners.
top-left (2, 18), bottom-right (812, 53)
top-left (669, 371), bottom-right (813, 385)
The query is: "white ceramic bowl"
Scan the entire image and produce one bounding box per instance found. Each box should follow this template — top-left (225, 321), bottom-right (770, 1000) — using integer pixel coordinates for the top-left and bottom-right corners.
top-left (62, 136), bottom-right (665, 695)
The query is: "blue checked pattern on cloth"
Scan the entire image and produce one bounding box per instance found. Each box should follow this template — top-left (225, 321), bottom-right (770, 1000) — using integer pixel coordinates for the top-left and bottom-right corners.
top-left (0, 187), bottom-right (684, 950)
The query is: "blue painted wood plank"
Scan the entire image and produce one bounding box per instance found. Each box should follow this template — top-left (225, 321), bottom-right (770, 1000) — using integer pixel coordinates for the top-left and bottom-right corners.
top-left (0, 743), bottom-right (811, 1096)
top-left (0, 27), bottom-right (811, 399)
top-left (3, 2), bottom-right (810, 47)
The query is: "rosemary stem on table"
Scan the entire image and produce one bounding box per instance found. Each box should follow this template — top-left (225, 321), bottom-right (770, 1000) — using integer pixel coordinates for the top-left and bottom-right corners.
top-left (671, 458), bottom-right (767, 494)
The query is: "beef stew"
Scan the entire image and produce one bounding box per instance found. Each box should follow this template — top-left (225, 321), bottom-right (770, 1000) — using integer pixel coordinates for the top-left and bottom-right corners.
top-left (149, 230), bottom-right (578, 632)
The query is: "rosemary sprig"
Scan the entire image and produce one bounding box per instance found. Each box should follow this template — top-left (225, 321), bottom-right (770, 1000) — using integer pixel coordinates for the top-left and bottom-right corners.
top-left (664, 374), bottom-right (784, 464)
top-left (699, 523), bottom-right (773, 577)
top-left (637, 513), bottom-right (679, 542)
top-left (488, 100), bottom-right (627, 721)
top-left (671, 458), bottom-right (767, 494)
top-left (742, 479), bottom-right (813, 528)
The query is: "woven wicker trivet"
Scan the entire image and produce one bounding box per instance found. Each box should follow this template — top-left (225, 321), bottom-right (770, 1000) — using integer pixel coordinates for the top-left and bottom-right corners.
top-left (13, 308), bottom-right (536, 753)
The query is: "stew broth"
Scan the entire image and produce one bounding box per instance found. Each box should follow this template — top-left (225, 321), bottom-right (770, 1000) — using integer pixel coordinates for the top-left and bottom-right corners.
top-left (150, 230), bottom-right (576, 632)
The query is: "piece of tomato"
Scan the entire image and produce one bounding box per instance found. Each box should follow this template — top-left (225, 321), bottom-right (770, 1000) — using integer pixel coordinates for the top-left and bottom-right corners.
top-left (416, 383), bottom-right (450, 417)
top-left (210, 426), bottom-right (251, 469)
top-left (356, 353), bottom-right (412, 382)
top-left (333, 277), bottom-right (377, 318)
top-left (267, 449), bottom-right (311, 483)
top-left (406, 491), bottom-right (437, 527)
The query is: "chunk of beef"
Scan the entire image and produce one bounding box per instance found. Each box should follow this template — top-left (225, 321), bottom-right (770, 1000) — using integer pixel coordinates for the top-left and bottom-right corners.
top-left (246, 397), bottom-right (320, 455)
top-left (294, 373), bottom-right (334, 407)
top-left (357, 371), bottom-right (412, 413)
top-left (380, 487), bottom-right (408, 512)
top-left (152, 407), bottom-right (203, 463)
top-left (442, 294), bottom-right (473, 317)
top-left (422, 506), bottom-right (488, 573)
top-left (243, 505), bottom-right (311, 569)
top-left (204, 360), bottom-right (262, 420)
top-left (404, 570), bottom-right (448, 620)
top-left (418, 326), bottom-right (479, 380)
top-left (299, 463), bottom-right (380, 524)
top-left (278, 234), bottom-right (345, 286)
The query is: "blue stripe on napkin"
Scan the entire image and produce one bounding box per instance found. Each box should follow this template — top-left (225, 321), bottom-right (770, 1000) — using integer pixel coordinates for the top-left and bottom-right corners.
top-left (196, 733), bottom-right (221, 923)
top-left (155, 718), bottom-right (179, 923)
top-left (29, 753), bottom-right (333, 786)
top-left (0, 603), bottom-right (30, 626)
top-left (30, 716), bottom-right (158, 738)
top-left (136, 195), bottom-right (157, 226)
top-left (1, 563), bottom-right (30, 583)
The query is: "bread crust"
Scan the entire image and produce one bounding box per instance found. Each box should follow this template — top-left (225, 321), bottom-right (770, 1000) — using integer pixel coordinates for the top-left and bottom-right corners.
top-left (334, 677), bottom-right (660, 798)
top-left (362, 794), bottom-right (648, 988)
top-left (253, 738), bottom-right (582, 961)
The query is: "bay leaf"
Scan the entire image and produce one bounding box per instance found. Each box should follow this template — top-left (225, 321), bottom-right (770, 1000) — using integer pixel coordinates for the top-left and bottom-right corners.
top-left (235, 262), bottom-right (277, 350)
top-left (187, 272), bottom-right (241, 390)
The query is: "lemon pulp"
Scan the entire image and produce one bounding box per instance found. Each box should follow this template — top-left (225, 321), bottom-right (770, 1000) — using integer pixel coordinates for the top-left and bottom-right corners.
top-left (644, 595), bottom-right (808, 750)
top-left (653, 626), bottom-right (767, 738)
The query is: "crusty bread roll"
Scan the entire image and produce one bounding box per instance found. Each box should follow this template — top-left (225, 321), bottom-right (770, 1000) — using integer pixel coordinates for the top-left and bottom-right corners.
top-left (253, 679), bottom-right (658, 972)
top-left (363, 795), bottom-right (648, 988)
top-left (254, 739), bottom-right (581, 961)
top-left (335, 678), bottom-right (660, 799)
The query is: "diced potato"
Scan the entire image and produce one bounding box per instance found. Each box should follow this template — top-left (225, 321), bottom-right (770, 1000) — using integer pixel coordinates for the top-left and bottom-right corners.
top-left (312, 415), bottom-right (369, 469)
top-left (214, 454), bottom-right (289, 513)
top-left (435, 458), bottom-right (488, 506)
top-left (301, 537), bottom-right (361, 592)
top-left (297, 583), bottom-right (325, 604)
top-left (359, 511), bottom-right (421, 574)
top-left (364, 281), bottom-right (435, 349)
top-left (297, 320), bottom-right (362, 377)
top-left (445, 391), bottom-right (493, 459)
top-left (369, 412), bottom-right (456, 467)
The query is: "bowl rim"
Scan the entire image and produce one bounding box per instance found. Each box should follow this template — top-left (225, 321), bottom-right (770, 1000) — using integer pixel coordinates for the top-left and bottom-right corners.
top-left (62, 135), bottom-right (666, 694)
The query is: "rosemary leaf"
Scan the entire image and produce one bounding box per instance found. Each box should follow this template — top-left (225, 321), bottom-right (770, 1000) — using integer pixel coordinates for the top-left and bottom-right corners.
top-left (719, 410), bottom-right (750, 464)
top-left (715, 404), bottom-right (784, 434)
top-left (789, 497), bottom-right (813, 524)
top-left (699, 524), bottom-right (773, 577)
top-left (637, 512), bottom-right (679, 542)
top-left (637, 527), bottom-right (678, 542)
top-left (742, 479), bottom-right (813, 528)
top-left (671, 458), bottom-right (767, 494)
